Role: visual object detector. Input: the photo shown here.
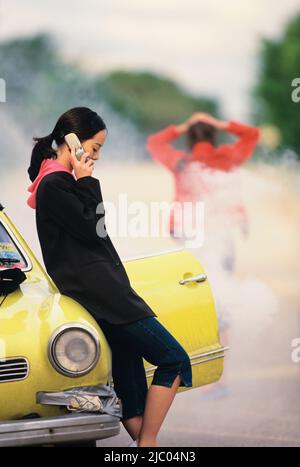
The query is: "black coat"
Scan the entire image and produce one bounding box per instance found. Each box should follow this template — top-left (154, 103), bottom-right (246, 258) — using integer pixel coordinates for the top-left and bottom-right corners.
top-left (35, 171), bottom-right (157, 325)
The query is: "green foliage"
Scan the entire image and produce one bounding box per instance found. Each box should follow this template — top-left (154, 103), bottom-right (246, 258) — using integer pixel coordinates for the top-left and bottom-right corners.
top-left (0, 33), bottom-right (98, 131)
top-left (96, 70), bottom-right (220, 132)
top-left (0, 32), bottom-right (220, 141)
top-left (254, 14), bottom-right (300, 156)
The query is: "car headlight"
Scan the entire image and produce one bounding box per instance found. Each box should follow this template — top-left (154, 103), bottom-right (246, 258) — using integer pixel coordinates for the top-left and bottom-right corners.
top-left (48, 324), bottom-right (100, 377)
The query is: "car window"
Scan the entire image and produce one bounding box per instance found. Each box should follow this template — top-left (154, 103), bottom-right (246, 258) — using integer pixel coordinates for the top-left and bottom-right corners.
top-left (0, 222), bottom-right (28, 270)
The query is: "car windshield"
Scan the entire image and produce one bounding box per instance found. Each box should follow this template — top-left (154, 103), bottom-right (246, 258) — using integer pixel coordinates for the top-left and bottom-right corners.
top-left (0, 222), bottom-right (28, 270)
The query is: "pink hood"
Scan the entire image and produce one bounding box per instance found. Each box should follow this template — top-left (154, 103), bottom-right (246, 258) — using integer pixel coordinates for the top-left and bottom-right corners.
top-left (27, 158), bottom-right (75, 209)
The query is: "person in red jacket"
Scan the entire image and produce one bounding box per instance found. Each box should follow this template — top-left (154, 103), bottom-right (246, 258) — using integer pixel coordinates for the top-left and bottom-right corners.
top-left (146, 112), bottom-right (260, 238)
top-left (147, 114), bottom-right (260, 399)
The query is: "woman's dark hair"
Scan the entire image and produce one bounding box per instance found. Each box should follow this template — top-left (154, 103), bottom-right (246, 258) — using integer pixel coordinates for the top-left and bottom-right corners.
top-left (186, 122), bottom-right (217, 150)
top-left (28, 107), bottom-right (107, 182)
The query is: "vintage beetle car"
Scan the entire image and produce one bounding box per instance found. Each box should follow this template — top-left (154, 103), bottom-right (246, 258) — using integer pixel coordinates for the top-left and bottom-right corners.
top-left (0, 202), bottom-right (228, 447)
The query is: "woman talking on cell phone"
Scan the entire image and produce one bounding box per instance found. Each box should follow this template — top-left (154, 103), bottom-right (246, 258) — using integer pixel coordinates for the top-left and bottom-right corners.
top-left (26, 107), bottom-right (192, 447)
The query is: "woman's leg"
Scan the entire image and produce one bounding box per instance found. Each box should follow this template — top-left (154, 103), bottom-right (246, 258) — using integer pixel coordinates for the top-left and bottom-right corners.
top-left (124, 374), bottom-right (182, 446)
top-left (138, 375), bottom-right (182, 447)
top-left (96, 319), bottom-right (148, 442)
top-left (122, 415), bottom-right (143, 441)
top-left (120, 317), bottom-right (193, 447)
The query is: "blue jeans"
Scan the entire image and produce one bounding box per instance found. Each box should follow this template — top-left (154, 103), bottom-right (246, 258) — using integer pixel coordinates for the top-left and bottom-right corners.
top-left (96, 316), bottom-right (193, 422)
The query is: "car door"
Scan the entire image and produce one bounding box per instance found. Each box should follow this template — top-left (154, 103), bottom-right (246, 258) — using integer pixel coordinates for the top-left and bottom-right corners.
top-left (123, 248), bottom-right (228, 391)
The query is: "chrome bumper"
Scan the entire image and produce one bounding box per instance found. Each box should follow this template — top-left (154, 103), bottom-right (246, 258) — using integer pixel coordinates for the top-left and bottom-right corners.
top-left (0, 413), bottom-right (120, 447)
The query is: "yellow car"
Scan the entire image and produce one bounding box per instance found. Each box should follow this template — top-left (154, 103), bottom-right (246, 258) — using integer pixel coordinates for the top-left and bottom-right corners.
top-left (0, 202), bottom-right (228, 447)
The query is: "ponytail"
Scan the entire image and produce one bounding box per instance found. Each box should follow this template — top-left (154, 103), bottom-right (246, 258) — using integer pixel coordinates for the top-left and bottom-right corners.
top-left (28, 133), bottom-right (57, 182)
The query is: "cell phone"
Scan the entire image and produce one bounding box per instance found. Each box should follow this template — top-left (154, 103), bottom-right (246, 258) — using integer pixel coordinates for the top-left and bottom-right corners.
top-left (64, 133), bottom-right (85, 161)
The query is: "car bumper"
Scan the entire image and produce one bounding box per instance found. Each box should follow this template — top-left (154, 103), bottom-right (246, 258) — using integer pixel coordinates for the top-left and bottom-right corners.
top-left (0, 413), bottom-right (120, 447)
top-left (36, 384), bottom-right (122, 419)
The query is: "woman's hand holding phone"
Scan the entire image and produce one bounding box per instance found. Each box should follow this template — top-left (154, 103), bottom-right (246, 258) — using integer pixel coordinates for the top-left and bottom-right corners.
top-left (69, 146), bottom-right (95, 180)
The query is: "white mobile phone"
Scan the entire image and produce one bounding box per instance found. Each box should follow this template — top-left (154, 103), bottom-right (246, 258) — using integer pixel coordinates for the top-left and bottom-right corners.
top-left (64, 133), bottom-right (85, 161)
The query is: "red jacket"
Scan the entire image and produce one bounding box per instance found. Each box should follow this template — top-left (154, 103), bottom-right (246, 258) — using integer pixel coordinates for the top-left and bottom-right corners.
top-left (146, 120), bottom-right (260, 233)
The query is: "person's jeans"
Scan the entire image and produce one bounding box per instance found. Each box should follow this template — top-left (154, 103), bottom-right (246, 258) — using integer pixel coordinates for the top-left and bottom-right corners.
top-left (96, 316), bottom-right (193, 422)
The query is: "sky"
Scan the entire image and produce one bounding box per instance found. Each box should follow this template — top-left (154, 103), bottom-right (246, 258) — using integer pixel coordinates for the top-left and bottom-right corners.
top-left (0, 0), bottom-right (299, 120)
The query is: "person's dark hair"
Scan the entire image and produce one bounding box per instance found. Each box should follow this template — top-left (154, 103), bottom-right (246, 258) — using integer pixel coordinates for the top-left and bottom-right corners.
top-left (186, 122), bottom-right (217, 150)
top-left (28, 106), bottom-right (107, 182)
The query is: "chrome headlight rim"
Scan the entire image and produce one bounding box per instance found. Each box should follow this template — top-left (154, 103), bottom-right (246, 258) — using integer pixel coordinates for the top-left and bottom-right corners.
top-left (48, 323), bottom-right (100, 377)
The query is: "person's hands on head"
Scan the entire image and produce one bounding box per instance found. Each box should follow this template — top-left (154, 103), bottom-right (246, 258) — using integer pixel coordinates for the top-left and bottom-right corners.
top-left (69, 146), bottom-right (95, 180)
top-left (175, 112), bottom-right (228, 135)
top-left (188, 113), bottom-right (228, 131)
top-left (188, 113), bottom-right (214, 126)
top-left (174, 114), bottom-right (211, 135)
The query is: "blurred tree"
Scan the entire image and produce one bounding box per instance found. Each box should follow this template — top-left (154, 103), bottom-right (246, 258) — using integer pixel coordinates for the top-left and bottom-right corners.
top-left (0, 33), bottom-right (100, 133)
top-left (0, 33), bottom-right (221, 160)
top-left (254, 14), bottom-right (300, 157)
top-left (96, 70), bottom-right (220, 133)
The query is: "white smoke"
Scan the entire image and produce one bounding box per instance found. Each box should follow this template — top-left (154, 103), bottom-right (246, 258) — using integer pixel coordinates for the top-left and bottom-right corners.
top-left (175, 160), bottom-right (300, 339)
